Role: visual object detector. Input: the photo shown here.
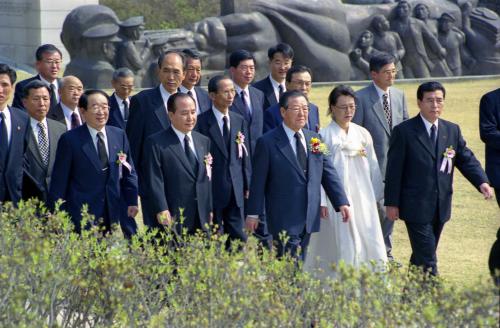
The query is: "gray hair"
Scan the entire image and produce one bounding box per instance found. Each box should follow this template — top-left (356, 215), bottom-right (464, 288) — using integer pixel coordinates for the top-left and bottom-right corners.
top-left (112, 67), bottom-right (134, 81)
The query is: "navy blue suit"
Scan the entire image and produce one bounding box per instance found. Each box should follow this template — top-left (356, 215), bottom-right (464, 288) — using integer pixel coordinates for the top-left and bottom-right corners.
top-left (264, 102), bottom-right (320, 133)
top-left (142, 127), bottom-right (212, 233)
top-left (107, 93), bottom-right (127, 130)
top-left (385, 116), bottom-right (488, 274)
top-left (479, 88), bottom-right (500, 206)
top-left (13, 75), bottom-right (60, 112)
top-left (0, 107), bottom-right (29, 203)
top-left (195, 110), bottom-right (251, 243)
top-left (247, 125), bottom-right (348, 258)
top-left (253, 76), bottom-right (279, 111)
top-left (192, 86), bottom-right (211, 113)
top-left (49, 125), bottom-right (138, 235)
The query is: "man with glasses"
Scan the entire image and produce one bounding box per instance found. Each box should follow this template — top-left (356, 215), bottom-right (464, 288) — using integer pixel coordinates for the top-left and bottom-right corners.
top-left (352, 53), bottom-right (409, 264)
top-left (50, 90), bottom-right (139, 237)
top-left (264, 65), bottom-right (320, 133)
top-left (108, 68), bottom-right (134, 130)
top-left (13, 44), bottom-right (63, 112)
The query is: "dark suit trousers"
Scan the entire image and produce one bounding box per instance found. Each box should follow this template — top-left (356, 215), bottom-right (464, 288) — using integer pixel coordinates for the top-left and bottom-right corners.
top-left (378, 205), bottom-right (395, 259)
top-left (214, 192), bottom-right (247, 247)
top-left (274, 228), bottom-right (311, 262)
top-left (119, 216), bottom-right (138, 239)
top-left (404, 211), bottom-right (445, 276)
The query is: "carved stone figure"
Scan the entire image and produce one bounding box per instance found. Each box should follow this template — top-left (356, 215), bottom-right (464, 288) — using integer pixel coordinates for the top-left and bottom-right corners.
top-left (350, 30), bottom-right (385, 79)
top-left (371, 14), bottom-right (405, 78)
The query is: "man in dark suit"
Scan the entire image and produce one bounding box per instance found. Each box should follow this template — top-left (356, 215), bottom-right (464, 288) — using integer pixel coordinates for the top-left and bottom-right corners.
top-left (245, 90), bottom-right (350, 260)
top-left (126, 50), bottom-right (185, 228)
top-left (352, 53), bottom-right (409, 262)
top-left (49, 90), bottom-right (139, 237)
top-left (196, 76), bottom-right (251, 246)
top-left (479, 88), bottom-right (500, 207)
top-left (264, 65), bottom-right (320, 133)
top-left (179, 49), bottom-right (211, 114)
top-left (47, 75), bottom-right (84, 130)
top-left (0, 64), bottom-right (29, 204)
top-left (385, 81), bottom-right (493, 276)
top-left (12, 44), bottom-right (63, 111)
top-left (107, 68), bottom-right (134, 130)
top-left (143, 93), bottom-right (212, 235)
top-left (21, 80), bottom-right (66, 202)
top-left (253, 43), bottom-right (294, 110)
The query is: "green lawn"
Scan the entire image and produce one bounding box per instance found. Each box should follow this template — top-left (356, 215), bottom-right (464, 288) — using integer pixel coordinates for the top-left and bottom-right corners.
top-left (310, 79), bottom-right (500, 287)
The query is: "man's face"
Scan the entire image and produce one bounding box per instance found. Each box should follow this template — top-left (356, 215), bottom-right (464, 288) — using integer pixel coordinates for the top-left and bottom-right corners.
top-left (286, 71), bottom-right (312, 96)
top-left (60, 77), bottom-right (84, 109)
top-left (230, 59), bottom-right (255, 88)
top-left (396, 3), bottom-right (410, 19)
top-left (210, 78), bottom-right (235, 111)
top-left (375, 17), bottom-right (390, 32)
top-left (359, 31), bottom-right (373, 48)
top-left (415, 5), bottom-right (429, 20)
top-left (158, 53), bottom-right (185, 94)
top-left (168, 96), bottom-right (197, 134)
top-left (182, 58), bottom-right (202, 89)
top-left (418, 90), bottom-right (444, 123)
top-left (269, 52), bottom-right (292, 82)
top-left (112, 76), bottom-right (134, 99)
top-left (0, 74), bottom-right (13, 108)
top-left (280, 95), bottom-right (309, 132)
top-left (371, 62), bottom-right (396, 90)
top-left (35, 51), bottom-right (62, 82)
top-left (81, 93), bottom-right (109, 130)
top-left (439, 20), bottom-right (452, 33)
top-left (23, 87), bottom-right (50, 122)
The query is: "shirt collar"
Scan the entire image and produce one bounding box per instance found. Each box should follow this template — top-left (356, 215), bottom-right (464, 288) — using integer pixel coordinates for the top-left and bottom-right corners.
top-left (373, 82), bottom-right (390, 99)
top-left (114, 93), bottom-right (127, 104)
top-left (171, 125), bottom-right (192, 143)
top-left (0, 107), bottom-right (11, 120)
top-left (87, 124), bottom-right (107, 141)
top-left (234, 83), bottom-right (248, 95)
top-left (269, 75), bottom-right (284, 90)
top-left (60, 102), bottom-right (78, 116)
top-left (159, 83), bottom-right (172, 101)
top-left (211, 106), bottom-right (229, 121)
top-left (282, 122), bottom-right (304, 141)
top-left (30, 117), bottom-right (47, 130)
top-left (179, 85), bottom-right (195, 94)
top-left (420, 113), bottom-right (439, 132)
top-left (39, 75), bottom-right (58, 88)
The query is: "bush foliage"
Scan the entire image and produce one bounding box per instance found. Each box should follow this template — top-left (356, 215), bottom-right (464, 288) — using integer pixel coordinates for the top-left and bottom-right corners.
top-left (99, 0), bottom-right (221, 29)
top-left (0, 200), bottom-right (498, 327)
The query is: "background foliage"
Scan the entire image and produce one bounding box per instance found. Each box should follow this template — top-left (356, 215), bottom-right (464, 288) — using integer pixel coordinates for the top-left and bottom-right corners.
top-left (99, 0), bottom-right (221, 29)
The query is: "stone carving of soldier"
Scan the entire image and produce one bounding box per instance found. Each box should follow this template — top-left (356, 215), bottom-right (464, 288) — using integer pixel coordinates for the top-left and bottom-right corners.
top-left (350, 30), bottom-right (385, 79)
top-left (371, 14), bottom-right (405, 79)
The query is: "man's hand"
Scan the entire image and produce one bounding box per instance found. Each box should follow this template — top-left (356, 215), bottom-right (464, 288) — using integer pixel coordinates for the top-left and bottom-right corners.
top-left (386, 206), bottom-right (399, 221)
top-left (127, 206), bottom-right (139, 218)
top-left (320, 206), bottom-right (329, 219)
top-left (479, 183), bottom-right (494, 200)
top-left (339, 205), bottom-right (350, 223)
top-left (245, 216), bottom-right (259, 233)
top-left (157, 210), bottom-right (172, 226)
top-left (209, 211), bottom-right (214, 224)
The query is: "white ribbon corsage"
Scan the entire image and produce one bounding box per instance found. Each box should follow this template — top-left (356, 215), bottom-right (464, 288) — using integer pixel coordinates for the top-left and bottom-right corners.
top-left (440, 146), bottom-right (455, 174)
top-left (116, 151), bottom-right (132, 179)
top-left (235, 131), bottom-right (248, 159)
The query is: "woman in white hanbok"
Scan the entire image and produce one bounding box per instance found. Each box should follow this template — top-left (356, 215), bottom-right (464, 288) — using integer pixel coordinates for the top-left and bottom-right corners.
top-left (304, 85), bottom-right (387, 278)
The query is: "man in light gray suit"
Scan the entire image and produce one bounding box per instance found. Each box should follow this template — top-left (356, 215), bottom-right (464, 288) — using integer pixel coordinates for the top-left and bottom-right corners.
top-left (22, 80), bottom-right (67, 202)
top-left (352, 53), bottom-right (409, 262)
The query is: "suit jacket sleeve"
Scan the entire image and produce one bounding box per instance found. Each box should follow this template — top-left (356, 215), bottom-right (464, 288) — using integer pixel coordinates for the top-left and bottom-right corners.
top-left (321, 152), bottom-right (349, 210)
top-left (263, 107), bottom-right (274, 133)
top-left (143, 136), bottom-right (169, 215)
top-left (126, 95), bottom-right (144, 172)
top-left (384, 125), bottom-right (406, 206)
top-left (48, 134), bottom-right (72, 210)
top-left (120, 132), bottom-right (139, 206)
top-left (479, 93), bottom-right (500, 150)
top-left (454, 125), bottom-right (489, 188)
top-left (247, 137), bottom-right (269, 216)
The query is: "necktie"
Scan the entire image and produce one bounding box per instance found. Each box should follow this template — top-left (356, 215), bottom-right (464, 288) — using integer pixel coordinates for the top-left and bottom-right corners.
top-left (184, 135), bottom-right (198, 175)
top-left (382, 93), bottom-right (392, 129)
top-left (430, 124), bottom-right (437, 149)
top-left (37, 122), bottom-right (49, 167)
top-left (240, 90), bottom-right (252, 122)
top-left (97, 132), bottom-right (109, 170)
top-left (71, 112), bottom-right (81, 130)
top-left (294, 132), bottom-right (307, 174)
top-left (187, 90), bottom-right (193, 97)
top-left (222, 115), bottom-right (230, 151)
top-left (122, 99), bottom-right (129, 122)
top-left (49, 83), bottom-right (57, 109)
top-left (278, 84), bottom-right (284, 100)
top-left (0, 112), bottom-right (8, 168)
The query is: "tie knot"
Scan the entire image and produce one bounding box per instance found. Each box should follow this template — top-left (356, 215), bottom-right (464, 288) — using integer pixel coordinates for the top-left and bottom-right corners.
top-left (187, 90), bottom-right (193, 96)
top-left (0, 112), bottom-right (5, 120)
top-left (50, 83), bottom-right (55, 90)
top-left (185, 134), bottom-right (191, 143)
top-left (294, 132), bottom-right (302, 140)
top-left (37, 121), bottom-right (45, 129)
top-left (223, 115), bottom-right (229, 123)
top-left (431, 124), bottom-right (436, 132)
top-left (123, 99), bottom-right (128, 106)
top-left (97, 131), bottom-right (104, 140)
top-left (383, 93), bottom-right (388, 100)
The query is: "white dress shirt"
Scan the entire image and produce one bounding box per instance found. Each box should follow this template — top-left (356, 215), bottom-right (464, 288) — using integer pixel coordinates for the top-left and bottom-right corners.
top-left (0, 107), bottom-right (12, 143)
top-left (179, 85), bottom-right (200, 114)
top-left (373, 82), bottom-right (391, 109)
top-left (282, 122), bottom-right (307, 156)
top-left (114, 93), bottom-right (129, 120)
top-left (269, 75), bottom-right (285, 103)
top-left (159, 84), bottom-right (172, 111)
top-left (235, 84), bottom-right (253, 114)
top-left (87, 125), bottom-right (109, 158)
top-left (29, 117), bottom-right (48, 145)
top-left (420, 114), bottom-right (439, 137)
top-left (40, 75), bottom-right (59, 103)
top-left (172, 125), bottom-right (197, 159)
top-left (61, 102), bottom-right (82, 131)
top-left (211, 106), bottom-right (230, 136)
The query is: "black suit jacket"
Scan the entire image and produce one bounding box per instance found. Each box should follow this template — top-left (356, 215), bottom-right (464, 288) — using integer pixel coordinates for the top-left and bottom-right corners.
top-left (194, 86), bottom-right (211, 113)
top-left (253, 76), bottom-right (278, 111)
top-left (230, 86), bottom-right (265, 155)
top-left (195, 110), bottom-right (251, 210)
top-left (13, 75), bottom-right (60, 112)
top-left (107, 93), bottom-right (127, 130)
top-left (0, 107), bottom-right (29, 203)
top-left (142, 127), bottom-right (212, 230)
top-left (479, 88), bottom-right (500, 188)
top-left (46, 103), bottom-right (67, 128)
top-left (385, 115), bottom-right (488, 224)
top-left (22, 118), bottom-right (67, 202)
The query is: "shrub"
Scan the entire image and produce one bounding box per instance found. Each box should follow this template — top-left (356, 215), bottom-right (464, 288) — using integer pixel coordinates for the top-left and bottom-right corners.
top-left (0, 200), bottom-right (498, 326)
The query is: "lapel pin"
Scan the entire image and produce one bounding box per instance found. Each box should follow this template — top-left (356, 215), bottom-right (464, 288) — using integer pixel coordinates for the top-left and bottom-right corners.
top-left (17, 126), bottom-right (21, 131)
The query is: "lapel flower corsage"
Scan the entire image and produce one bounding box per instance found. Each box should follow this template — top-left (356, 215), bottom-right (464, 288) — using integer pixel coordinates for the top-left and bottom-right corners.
top-left (204, 153), bottom-right (213, 181)
top-left (116, 151), bottom-right (132, 179)
top-left (440, 146), bottom-right (455, 174)
top-left (309, 137), bottom-right (330, 155)
top-left (358, 148), bottom-right (367, 157)
top-left (235, 131), bottom-right (248, 158)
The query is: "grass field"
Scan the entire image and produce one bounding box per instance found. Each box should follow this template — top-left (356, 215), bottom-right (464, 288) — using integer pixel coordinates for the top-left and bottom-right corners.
top-left (310, 79), bottom-right (499, 287)
top-left (11, 73), bottom-right (499, 287)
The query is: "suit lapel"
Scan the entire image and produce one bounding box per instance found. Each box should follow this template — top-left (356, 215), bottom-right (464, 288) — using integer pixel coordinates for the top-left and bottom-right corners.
top-left (193, 132), bottom-right (206, 181)
top-left (47, 120), bottom-right (59, 173)
top-left (80, 126), bottom-right (104, 172)
top-left (167, 128), bottom-right (196, 179)
top-left (26, 126), bottom-right (44, 169)
top-left (110, 94), bottom-right (125, 128)
top-left (105, 126), bottom-right (120, 178)
top-left (7, 109), bottom-right (25, 170)
top-left (369, 85), bottom-right (391, 135)
top-left (231, 95), bottom-right (246, 118)
top-left (436, 120), bottom-right (449, 162)
top-left (275, 125), bottom-right (306, 180)
top-left (264, 78), bottom-right (277, 107)
top-left (207, 111), bottom-right (229, 159)
top-left (414, 116), bottom-right (436, 159)
top-left (153, 87), bottom-right (169, 129)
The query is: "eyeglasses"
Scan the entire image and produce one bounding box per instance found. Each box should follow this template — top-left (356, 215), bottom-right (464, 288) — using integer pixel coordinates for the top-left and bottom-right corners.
top-left (89, 103), bottom-right (109, 113)
top-left (380, 69), bottom-right (398, 75)
top-left (287, 106), bottom-right (309, 113)
top-left (334, 104), bottom-right (356, 112)
top-left (42, 60), bottom-right (62, 66)
top-left (423, 98), bottom-right (444, 105)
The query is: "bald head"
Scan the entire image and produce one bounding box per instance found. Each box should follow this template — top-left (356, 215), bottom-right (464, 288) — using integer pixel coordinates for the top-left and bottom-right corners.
top-left (59, 75), bottom-right (84, 109)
